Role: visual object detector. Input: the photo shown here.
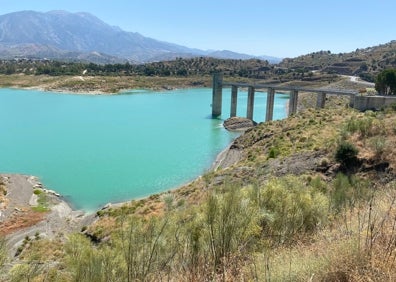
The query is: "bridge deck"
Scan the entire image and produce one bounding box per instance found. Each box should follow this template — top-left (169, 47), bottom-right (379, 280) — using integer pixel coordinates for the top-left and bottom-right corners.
top-left (222, 82), bottom-right (358, 96)
top-left (212, 73), bottom-right (358, 120)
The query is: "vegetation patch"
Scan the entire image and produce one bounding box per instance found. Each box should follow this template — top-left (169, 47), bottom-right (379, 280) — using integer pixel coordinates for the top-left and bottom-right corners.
top-left (31, 190), bottom-right (50, 212)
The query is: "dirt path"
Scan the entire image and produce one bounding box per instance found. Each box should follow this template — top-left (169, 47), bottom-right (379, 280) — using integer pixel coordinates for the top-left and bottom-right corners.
top-left (345, 75), bottom-right (375, 87)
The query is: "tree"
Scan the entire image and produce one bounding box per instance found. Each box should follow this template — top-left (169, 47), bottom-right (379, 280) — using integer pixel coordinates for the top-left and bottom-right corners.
top-left (375, 69), bottom-right (396, 95)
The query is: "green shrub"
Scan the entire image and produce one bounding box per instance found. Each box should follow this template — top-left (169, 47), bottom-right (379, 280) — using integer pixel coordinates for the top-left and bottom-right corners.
top-left (331, 173), bottom-right (352, 212)
top-left (330, 173), bottom-right (370, 212)
top-left (65, 234), bottom-right (125, 282)
top-left (256, 176), bottom-right (329, 243)
top-left (309, 175), bottom-right (328, 194)
top-left (345, 116), bottom-right (374, 137)
top-left (320, 157), bottom-right (329, 166)
top-left (375, 68), bottom-right (396, 95)
top-left (268, 147), bottom-right (280, 159)
top-left (115, 215), bottom-right (181, 281)
top-left (335, 142), bottom-right (359, 168)
top-left (31, 192), bottom-right (50, 212)
top-left (203, 185), bottom-right (260, 271)
top-left (33, 189), bottom-right (42, 195)
top-left (163, 193), bottom-right (175, 211)
top-left (369, 136), bottom-right (386, 157)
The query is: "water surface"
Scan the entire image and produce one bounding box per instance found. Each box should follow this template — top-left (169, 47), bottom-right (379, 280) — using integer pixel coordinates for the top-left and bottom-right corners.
top-left (0, 87), bottom-right (288, 210)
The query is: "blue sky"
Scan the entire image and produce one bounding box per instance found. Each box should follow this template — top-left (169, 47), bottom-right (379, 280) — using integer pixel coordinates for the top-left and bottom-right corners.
top-left (1, 0), bottom-right (395, 58)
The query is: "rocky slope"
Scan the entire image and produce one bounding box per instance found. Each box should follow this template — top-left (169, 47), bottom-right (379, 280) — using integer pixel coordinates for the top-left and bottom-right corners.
top-left (279, 40), bottom-right (396, 80)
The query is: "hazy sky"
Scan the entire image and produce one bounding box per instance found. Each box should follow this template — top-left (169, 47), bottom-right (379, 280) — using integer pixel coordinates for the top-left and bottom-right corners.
top-left (1, 0), bottom-right (395, 58)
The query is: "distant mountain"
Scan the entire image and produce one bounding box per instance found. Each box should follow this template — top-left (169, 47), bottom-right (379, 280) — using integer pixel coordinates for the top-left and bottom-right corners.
top-left (203, 50), bottom-right (280, 64)
top-left (258, 55), bottom-right (282, 64)
top-left (0, 10), bottom-right (280, 64)
top-left (0, 43), bottom-right (129, 64)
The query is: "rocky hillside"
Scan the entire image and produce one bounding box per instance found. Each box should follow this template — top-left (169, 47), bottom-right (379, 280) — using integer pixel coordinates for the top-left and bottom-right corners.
top-left (279, 40), bottom-right (396, 81)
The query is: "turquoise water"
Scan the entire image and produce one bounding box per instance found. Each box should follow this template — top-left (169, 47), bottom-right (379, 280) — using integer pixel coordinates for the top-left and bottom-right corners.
top-left (0, 87), bottom-right (288, 211)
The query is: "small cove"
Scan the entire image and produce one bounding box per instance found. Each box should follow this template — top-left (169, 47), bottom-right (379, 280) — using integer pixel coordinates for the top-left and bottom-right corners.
top-left (0, 87), bottom-right (288, 211)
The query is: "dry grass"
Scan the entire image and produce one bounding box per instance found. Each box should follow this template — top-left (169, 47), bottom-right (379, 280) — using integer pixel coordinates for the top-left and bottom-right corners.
top-left (0, 72), bottom-right (351, 94)
top-left (0, 210), bottom-right (47, 236)
top-left (0, 74), bottom-right (216, 93)
top-left (19, 238), bottom-right (65, 262)
top-left (251, 181), bottom-right (396, 281)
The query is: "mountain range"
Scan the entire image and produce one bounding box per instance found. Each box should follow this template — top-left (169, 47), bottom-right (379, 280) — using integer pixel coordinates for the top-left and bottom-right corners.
top-left (0, 10), bottom-right (281, 64)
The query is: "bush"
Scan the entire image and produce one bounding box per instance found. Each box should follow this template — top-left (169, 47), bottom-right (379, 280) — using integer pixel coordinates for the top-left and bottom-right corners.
top-left (33, 189), bottom-right (42, 195)
top-left (268, 147), bottom-right (280, 159)
top-left (375, 69), bottom-right (396, 95)
top-left (335, 142), bottom-right (359, 168)
top-left (204, 185), bottom-right (260, 271)
top-left (256, 176), bottom-right (329, 243)
top-left (345, 116), bottom-right (375, 138)
top-left (369, 136), bottom-right (386, 158)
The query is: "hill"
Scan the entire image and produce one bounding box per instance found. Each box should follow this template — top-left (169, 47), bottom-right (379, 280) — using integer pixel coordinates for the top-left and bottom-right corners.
top-left (0, 10), bottom-right (280, 64)
top-left (279, 40), bottom-right (396, 81)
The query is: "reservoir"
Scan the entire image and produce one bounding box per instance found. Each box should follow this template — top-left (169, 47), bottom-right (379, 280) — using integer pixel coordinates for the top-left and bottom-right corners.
top-left (0, 87), bottom-right (288, 211)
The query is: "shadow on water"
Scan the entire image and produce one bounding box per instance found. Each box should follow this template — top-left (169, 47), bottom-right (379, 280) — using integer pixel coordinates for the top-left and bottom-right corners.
top-left (205, 114), bottom-right (224, 120)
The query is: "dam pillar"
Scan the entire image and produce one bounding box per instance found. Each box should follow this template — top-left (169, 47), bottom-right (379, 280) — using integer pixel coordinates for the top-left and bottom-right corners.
top-left (288, 90), bottom-right (298, 115)
top-left (266, 87), bottom-right (275, 121)
top-left (247, 86), bottom-right (255, 120)
top-left (212, 73), bottom-right (223, 117)
top-left (316, 92), bottom-right (326, 108)
top-left (230, 85), bottom-right (238, 117)
top-left (348, 94), bottom-right (355, 108)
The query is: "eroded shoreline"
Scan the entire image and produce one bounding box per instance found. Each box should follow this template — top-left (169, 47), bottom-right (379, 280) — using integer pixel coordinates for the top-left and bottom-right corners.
top-left (0, 174), bottom-right (95, 255)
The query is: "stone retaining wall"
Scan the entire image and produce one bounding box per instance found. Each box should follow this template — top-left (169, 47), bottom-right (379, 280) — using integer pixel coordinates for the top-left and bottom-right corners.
top-left (354, 95), bottom-right (396, 111)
